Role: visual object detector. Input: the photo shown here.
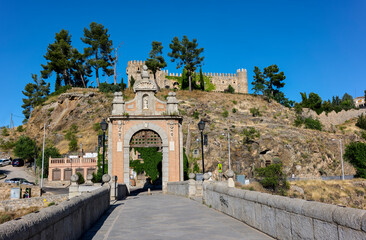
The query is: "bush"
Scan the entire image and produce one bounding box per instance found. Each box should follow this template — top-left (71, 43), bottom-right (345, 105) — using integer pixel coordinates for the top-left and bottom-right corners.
top-left (304, 117), bottom-right (322, 130)
top-left (16, 126), bottom-right (25, 132)
top-left (250, 107), bottom-right (261, 117)
top-left (222, 110), bottom-right (229, 118)
top-left (294, 115), bottom-right (304, 127)
top-left (254, 163), bottom-right (289, 194)
top-left (232, 108), bottom-right (237, 113)
top-left (361, 131), bottom-right (366, 141)
top-left (344, 142), bottom-right (366, 178)
top-left (1, 128), bottom-right (9, 136)
top-left (99, 82), bottom-right (121, 93)
top-left (226, 85), bottom-right (235, 93)
top-left (242, 127), bottom-right (260, 144)
top-left (356, 114), bottom-right (366, 130)
top-left (48, 85), bottom-right (72, 98)
top-left (76, 172), bottom-right (85, 184)
top-left (193, 110), bottom-right (199, 119)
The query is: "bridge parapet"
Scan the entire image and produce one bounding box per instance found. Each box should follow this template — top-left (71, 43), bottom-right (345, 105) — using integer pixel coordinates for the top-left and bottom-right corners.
top-left (0, 184), bottom-right (110, 240)
top-left (203, 182), bottom-right (366, 240)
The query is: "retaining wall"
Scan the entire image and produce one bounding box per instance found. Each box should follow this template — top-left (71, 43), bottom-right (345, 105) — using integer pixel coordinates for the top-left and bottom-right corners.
top-left (204, 183), bottom-right (366, 240)
top-left (0, 194), bottom-right (68, 212)
top-left (0, 185), bottom-right (110, 240)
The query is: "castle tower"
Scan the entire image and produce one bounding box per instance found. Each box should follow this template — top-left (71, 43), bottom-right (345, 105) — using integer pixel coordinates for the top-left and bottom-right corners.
top-left (236, 69), bottom-right (248, 93)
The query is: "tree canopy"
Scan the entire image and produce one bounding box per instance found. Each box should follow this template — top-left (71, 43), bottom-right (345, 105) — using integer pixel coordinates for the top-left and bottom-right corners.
top-left (13, 136), bottom-right (37, 161)
top-left (168, 36), bottom-right (204, 91)
top-left (252, 65), bottom-right (293, 107)
top-left (146, 41), bottom-right (167, 91)
top-left (41, 29), bottom-right (74, 86)
top-left (81, 22), bottom-right (114, 87)
top-left (21, 74), bottom-right (50, 121)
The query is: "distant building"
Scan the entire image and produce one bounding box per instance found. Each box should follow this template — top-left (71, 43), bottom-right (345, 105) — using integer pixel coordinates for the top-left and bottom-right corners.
top-left (48, 152), bottom-right (98, 181)
top-left (354, 96), bottom-right (365, 108)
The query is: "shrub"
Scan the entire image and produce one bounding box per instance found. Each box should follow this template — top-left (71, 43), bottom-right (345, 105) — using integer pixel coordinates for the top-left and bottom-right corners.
top-left (226, 85), bottom-right (235, 93)
top-left (232, 108), bottom-right (237, 113)
top-left (93, 123), bottom-right (101, 132)
top-left (76, 172), bottom-right (85, 184)
top-left (304, 117), bottom-right (322, 130)
top-left (99, 82), bottom-right (121, 93)
top-left (1, 128), bottom-right (9, 136)
top-left (48, 85), bottom-right (72, 98)
top-left (254, 163), bottom-right (289, 194)
top-left (361, 131), bottom-right (366, 141)
top-left (250, 107), bottom-right (261, 117)
top-left (294, 115), bottom-right (304, 127)
top-left (356, 113), bottom-right (366, 130)
top-left (16, 126), bottom-right (24, 132)
top-left (222, 110), bottom-right (229, 118)
top-left (232, 100), bottom-right (237, 104)
top-left (242, 127), bottom-right (260, 144)
top-left (193, 110), bottom-right (199, 119)
top-left (344, 142), bottom-right (366, 178)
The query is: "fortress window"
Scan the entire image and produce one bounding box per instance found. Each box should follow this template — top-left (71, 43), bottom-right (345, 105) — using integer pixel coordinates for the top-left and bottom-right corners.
top-left (234, 81), bottom-right (236, 84)
top-left (222, 81), bottom-right (224, 84)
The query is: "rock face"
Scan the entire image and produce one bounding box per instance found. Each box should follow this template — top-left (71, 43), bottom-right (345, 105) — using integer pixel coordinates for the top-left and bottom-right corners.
top-left (25, 89), bottom-right (363, 179)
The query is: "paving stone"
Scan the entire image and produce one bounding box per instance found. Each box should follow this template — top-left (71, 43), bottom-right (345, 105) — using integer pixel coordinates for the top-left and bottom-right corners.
top-left (81, 193), bottom-right (273, 240)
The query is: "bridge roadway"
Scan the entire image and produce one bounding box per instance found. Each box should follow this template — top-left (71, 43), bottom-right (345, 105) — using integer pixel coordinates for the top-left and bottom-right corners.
top-left (81, 191), bottom-right (273, 240)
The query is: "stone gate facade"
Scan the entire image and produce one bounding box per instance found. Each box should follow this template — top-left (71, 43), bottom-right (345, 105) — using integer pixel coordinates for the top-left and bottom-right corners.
top-left (108, 65), bottom-right (183, 191)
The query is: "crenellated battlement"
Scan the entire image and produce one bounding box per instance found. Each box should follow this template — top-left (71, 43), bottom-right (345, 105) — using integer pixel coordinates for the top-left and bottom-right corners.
top-left (126, 60), bottom-right (248, 93)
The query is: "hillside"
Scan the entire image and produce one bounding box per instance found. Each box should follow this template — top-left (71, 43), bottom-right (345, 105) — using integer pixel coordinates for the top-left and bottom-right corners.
top-left (5, 88), bottom-right (366, 179)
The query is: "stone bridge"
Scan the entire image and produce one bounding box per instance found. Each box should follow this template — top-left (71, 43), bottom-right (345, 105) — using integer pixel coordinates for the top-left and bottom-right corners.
top-left (1, 173), bottom-right (366, 240)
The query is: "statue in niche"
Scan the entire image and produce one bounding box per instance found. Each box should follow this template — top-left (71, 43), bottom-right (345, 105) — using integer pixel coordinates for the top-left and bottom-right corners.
top-left (143, 95), bottom-right (149, 109)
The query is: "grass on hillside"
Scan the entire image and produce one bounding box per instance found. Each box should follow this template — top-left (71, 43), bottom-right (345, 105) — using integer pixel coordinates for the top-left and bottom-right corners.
top-left (238, 179), bottom-right (366, 210)
top-left (0, 207), bottom-right (40, 224)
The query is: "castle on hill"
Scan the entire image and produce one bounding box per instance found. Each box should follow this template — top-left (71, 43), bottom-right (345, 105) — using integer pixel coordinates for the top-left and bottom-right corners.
top-left (126, 60), bottom-right (248, 93)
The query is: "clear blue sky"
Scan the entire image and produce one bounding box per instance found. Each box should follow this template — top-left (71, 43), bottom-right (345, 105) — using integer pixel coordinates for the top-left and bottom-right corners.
top-left (1, 0), bottom-right (365, 127)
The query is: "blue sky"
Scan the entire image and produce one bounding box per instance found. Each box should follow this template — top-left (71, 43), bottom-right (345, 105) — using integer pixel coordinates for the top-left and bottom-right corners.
top-left (1, 0), bottom-right (365, 127)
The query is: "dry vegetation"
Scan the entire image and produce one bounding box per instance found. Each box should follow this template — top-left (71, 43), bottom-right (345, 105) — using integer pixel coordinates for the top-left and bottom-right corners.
top-left (238, 179), bottom-right (366, 210)
top-left (0, 207), bottom-right (40, 224)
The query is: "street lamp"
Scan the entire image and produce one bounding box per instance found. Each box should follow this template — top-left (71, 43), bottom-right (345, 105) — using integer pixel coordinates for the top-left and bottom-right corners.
top-left (198, 120), bottom-right (205, 174)
top-left (100, 119), bottom-right (108, 175)
top-left (332, 138), bottom-right (345, 180)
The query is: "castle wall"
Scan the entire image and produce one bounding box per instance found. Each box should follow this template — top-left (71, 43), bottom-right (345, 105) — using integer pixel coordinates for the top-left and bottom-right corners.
top-left (126, 60), bottom-right (248, 93)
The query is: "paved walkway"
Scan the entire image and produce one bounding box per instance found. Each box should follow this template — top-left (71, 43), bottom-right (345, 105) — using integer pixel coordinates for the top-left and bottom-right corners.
top-left (81, 192), bottom-right (273, 240)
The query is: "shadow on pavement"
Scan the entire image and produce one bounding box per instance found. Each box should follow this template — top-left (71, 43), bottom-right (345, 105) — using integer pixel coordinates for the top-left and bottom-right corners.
top-left (80, 203), bottom-right (124, 240)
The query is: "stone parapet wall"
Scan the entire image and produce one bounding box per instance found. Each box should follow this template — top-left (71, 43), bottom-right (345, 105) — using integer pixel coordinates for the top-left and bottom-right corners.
top-left (302, 108), bottom-right (366, 129)
top-left (167, 181), bottom-right (189, 197)
top-left (203, 182), bottom-right (366, 240)
top-left (0, 194), bottom-right (68, 212)
top-left (0, 185), bottom-right (110, 240)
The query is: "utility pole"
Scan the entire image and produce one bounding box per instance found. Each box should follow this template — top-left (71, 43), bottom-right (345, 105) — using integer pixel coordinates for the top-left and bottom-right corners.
top-left (41, 123), bottom-right (46, 192)
top-left (228, 132), bottom-right (231, 170)
top-left (340, 139), bottom-right (344, 180)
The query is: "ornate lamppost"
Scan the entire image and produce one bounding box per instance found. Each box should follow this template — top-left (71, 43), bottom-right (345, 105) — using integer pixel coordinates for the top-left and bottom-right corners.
top-left (100, 119), bottom-right (108, 175)
top-left (198, 119), bottom-right (206, 174)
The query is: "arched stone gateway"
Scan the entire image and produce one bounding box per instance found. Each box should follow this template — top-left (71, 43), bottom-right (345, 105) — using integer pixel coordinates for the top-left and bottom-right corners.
top-left (107, 65), bottom-right (183, 192)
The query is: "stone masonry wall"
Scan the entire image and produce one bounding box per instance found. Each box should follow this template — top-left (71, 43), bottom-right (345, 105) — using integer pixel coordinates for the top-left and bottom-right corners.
top-left (0, 194), bottom-right (68, 212)
top-left (203, 182), bottom-right (366, 240)
top-left (0, 185), bottom-right (110, 240)
top-left (126, 60), bottom-right (248, 93)
top-left (302, 108), bottom-right (366, 130)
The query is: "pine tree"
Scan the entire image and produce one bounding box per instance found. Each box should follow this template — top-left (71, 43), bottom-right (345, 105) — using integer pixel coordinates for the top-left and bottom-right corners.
top-left (41, 29), bottom-right (74, 86)
top-left (21, 74), bottom-right (50, 121)
top-left (199, 68), bottom-right (204, 90)
top-left (168, 36), bottom-right (204, 92)
top-left (146, 41), bottom-right (167, 91)
top-left (70, 48), bottom-right (92, 88)
top-left (81, 22), bottom-right (114, 87)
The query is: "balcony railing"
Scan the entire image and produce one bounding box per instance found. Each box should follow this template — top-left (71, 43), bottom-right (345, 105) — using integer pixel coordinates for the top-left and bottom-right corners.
top-left (50, 157), bottom-right (97, 165)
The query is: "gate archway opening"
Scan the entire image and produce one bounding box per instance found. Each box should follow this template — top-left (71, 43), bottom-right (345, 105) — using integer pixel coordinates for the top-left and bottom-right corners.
top-left (129, 130), bottom-right (163, 188)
